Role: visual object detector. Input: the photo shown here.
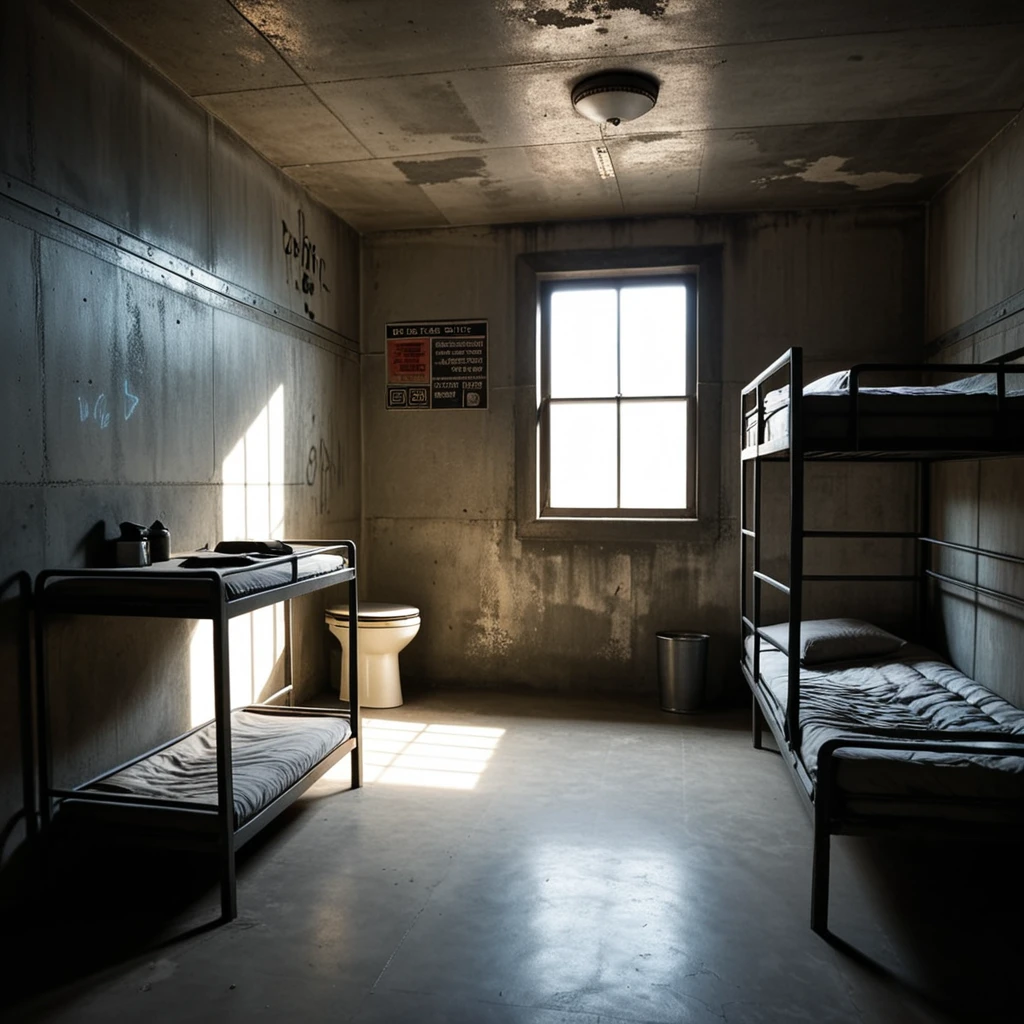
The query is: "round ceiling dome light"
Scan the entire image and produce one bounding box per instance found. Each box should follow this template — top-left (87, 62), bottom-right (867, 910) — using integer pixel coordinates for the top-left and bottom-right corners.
top-left (571, 70), bottom-right (659, 126)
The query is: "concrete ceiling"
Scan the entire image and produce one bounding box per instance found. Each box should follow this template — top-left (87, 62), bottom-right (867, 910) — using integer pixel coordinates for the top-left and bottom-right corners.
top-left (76, 0), bottom-right (1024, 233)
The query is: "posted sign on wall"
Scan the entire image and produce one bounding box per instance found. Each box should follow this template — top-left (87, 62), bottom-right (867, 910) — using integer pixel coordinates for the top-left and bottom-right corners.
top-left (385, 320), bottom-right (487, 410)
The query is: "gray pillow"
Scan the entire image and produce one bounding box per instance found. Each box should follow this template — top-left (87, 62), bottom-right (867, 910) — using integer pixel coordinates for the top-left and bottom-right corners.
top-left (759, 618), bottom-right (905, 665)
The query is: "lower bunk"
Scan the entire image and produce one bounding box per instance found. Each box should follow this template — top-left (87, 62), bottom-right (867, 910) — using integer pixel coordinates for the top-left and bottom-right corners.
top-left (49, 706), bottom-right (356, 896)
top-left (742, 622), bottom-right (1024, 933)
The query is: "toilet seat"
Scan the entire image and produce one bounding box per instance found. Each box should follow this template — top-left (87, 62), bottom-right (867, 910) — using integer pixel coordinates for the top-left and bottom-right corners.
top-left (326, 602), bottom-right (419, 624)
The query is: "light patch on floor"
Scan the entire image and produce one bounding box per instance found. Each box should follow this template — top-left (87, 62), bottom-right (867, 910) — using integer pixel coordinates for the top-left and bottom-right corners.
top-left (324, 718), bottom-right (505, 790)
top-left (758, 155), bottom-right (923, 191)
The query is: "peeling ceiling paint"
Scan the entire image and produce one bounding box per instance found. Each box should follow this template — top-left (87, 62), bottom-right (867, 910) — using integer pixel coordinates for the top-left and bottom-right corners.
top-left (76, 0), bottom-right (1024, 231)
top-left (394, 156), bottom-right (489, 185)
top-left (502, 0), bottom-right (668, 30)
top-left (757, 155), bottom-right (924, 191)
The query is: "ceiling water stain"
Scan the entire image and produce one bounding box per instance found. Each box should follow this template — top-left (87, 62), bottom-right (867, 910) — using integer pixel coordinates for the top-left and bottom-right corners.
top-left (602, 0), bottom-right (668, 16)
top-left (394, 156), bottom-right (488, 185)
top-left (398, 82), bottom-right (481, 137)
top-left (530, 8), bottom-right (594, 28)
top-left (758, 155), bottom-right (923, 191)
top-left (503, 0), bottom-right (668, 29)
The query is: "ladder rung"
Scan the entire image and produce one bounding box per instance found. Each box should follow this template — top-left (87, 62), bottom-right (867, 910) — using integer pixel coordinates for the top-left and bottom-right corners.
top-left (753, 571), bottom-right (790, 595)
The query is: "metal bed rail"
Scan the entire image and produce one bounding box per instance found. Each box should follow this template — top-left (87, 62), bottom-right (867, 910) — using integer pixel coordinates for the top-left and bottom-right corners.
top-left (812, 731), bottom-right (1024, 934)
top-left (847, 361), bottom-right (1021, 451)
top-left (741, 354), bottom-right (1024, 459)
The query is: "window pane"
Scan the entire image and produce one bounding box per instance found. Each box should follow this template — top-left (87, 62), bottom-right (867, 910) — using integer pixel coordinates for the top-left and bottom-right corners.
top-left (620, 284), bottom-right (687, 397)
top-left (549, 401), bottom-right (617, 508)
top-left (620, 400), bottom-right (687, 509)
top-left (549, 288), bottom-right (618, 398)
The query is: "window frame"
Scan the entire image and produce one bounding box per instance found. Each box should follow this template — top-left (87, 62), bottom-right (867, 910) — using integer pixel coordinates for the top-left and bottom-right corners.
top-left (514, 246), bottom-right (722, 543)
top-left (538, 272), bottom-right (697, 520)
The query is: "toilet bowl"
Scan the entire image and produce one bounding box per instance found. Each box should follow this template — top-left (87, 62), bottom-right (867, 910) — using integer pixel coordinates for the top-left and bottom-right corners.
top-left (325, 602), bottom-right (420, 708)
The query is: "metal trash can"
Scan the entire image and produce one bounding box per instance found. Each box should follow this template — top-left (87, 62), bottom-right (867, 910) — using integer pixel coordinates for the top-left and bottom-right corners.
top-left (656, 631), bottom-right (709, 713)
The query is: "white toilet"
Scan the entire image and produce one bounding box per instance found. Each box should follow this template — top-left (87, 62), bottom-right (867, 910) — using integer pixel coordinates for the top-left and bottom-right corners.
top-left (325, 602), bottom-right (420, 708)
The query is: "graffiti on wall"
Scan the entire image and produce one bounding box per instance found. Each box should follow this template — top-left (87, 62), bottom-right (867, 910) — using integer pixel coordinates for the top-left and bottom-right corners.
top-left (282, 208), bottom-right (330, 322)
top-left (306, 435), bottom-right (341, 516)
top-left (77, 379), bottom-right (140, 429)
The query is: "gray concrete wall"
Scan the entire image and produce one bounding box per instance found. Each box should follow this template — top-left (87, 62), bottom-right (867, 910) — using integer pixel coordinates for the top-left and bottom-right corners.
top-left (926, 114), bottom-right (1024, 707)
top-left (0, 1), bottom-right (360, 878)
top-left (361, 210), bottom-right (925, 701)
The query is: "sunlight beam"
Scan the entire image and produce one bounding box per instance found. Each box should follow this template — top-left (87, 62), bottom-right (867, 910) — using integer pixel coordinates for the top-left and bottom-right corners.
top-left (322, 718), bottom-right (506, 791)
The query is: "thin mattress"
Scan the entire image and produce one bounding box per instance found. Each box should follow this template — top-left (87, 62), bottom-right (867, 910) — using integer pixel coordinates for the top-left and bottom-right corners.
top-left (217, 553), bottom-right (346, 598)
top-left (81, 708), bottom-right (352, 826)
top-left (744, 389), bottom-right (1024, 448)
top-left (42, 548), bottom-right (348, 604)
top-left (749, 642), bottom-right (1024, 820)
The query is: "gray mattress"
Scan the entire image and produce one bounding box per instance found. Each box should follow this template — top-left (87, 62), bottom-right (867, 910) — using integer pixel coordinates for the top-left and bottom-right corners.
top-left (219, 554), bottom-right (346, 598)
top-left (744, 390), bottom-right (1024, 448)
top-left (85, 709), bottom-right (352, 826)
top-left (42, 548), bottom-right (348, 606)
top-left (748, 642), bottom-right (1024, 819)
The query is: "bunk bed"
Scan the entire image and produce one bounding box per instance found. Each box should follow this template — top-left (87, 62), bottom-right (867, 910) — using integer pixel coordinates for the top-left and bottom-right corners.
top-left (740, 348), bottom-right (1024, 935)
top-left (34, 540), bottom-right (360, 922)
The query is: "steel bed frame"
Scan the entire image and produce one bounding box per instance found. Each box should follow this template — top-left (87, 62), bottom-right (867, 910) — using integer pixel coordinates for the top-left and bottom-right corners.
top-left (34, 539), bottom-right (361, 923)
top-left (740, 347), bottom-right (1024, 934)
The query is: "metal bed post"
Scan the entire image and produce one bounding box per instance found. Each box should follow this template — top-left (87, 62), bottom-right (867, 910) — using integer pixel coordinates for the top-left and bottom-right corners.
top-left (918, 461), bottom-right (931, 640)
top-left (34, 578), bottom-right (53, 832)
top-left (284, 598), bottom-right (293, 705)
top-left (740, 391), bottom-right (746, 697)
top-left (752, 388), bottom-right (764, 749)
top-left (810, 755), bottom-right (833, 934)
top-left (347, 542), bottom-right (361, 789)
top-left (9, 572), bottom-right (37, 840)
top-left (787, 348), bottom-right (804, 747)
top-left (741, 389), bottom-right (760, 748)
top-left (212, 592), bottom-right (237, 922)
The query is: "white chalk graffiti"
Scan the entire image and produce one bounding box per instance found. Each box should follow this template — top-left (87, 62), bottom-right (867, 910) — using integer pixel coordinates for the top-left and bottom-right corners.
top-left (93, 394), bottom-right (110, 429)
top-left (77, 380), bottom-right (140, 429)
top-left (123, 379), bottom-right (140, 420)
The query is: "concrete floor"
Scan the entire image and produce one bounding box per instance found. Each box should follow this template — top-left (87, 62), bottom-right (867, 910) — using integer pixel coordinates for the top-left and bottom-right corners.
top-left (4, 690), bottom-right (1021, 1023)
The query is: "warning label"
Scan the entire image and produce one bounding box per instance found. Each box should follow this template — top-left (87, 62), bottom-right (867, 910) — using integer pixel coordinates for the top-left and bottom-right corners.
top-left (387, 337), bottom-right (429, 383)
top-left (385, 320), bottom-right (487, 410)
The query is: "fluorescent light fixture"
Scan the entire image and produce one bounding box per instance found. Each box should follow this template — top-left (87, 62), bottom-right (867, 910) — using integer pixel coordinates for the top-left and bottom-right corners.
top-left (593, 145), bottom-right (616, 180)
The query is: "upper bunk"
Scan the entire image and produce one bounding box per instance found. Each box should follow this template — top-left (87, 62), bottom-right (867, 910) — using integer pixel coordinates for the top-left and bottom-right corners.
top-left (35, 540), bottom-right (356, 619)
top-left (741, 348), bottom-right (1024, 462)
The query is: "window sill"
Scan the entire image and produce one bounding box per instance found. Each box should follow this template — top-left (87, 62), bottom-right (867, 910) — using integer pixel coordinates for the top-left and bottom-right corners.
top-left (516, 515), bottom-right (709, 543)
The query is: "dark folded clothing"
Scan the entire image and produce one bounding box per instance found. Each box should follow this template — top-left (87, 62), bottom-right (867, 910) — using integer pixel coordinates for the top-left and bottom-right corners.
top-left (215, 540), bottom-right (294, 556)
top-left (179, 553), bottom-right (256, 568)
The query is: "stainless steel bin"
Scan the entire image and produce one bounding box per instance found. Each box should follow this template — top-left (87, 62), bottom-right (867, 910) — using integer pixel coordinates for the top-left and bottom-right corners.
top-left (656, 631), bottom-right (708, 713)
